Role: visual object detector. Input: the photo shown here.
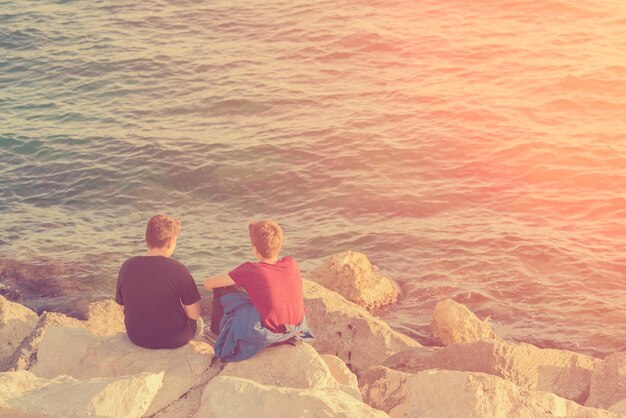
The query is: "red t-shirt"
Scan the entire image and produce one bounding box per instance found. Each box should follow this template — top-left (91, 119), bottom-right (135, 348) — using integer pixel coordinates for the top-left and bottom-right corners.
top-left (228, 256), bottom-right (306, 333)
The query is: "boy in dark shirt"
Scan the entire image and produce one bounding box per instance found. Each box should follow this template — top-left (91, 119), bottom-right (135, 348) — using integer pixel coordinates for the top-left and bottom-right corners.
top-left (116, 214), bottom-right (202, 349)
top-left (204, 220), bottom-right (309, 357)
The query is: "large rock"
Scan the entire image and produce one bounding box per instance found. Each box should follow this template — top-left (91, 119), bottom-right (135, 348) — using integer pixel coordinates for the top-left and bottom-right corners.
top-left (383, 339), bottom-right (599, 404)
top-left (152, 384), bottom-right (206, 418)
top-left (5, 299), bottom-right (124, 372)
top-left (360, 367), bottom-right (622, 418)
top-left (321, 354), bottom-right (359, 389)
top-left (303, 279), bottom-right (419, 374)
top-left (322, 354), bottom-right (362, 401)
top-left (197, 375), bottom-right (389, 418)
top-left (219, 342), bottom-right (364, 401)
top-left (586, 352), bottom-right (626, 409)
top-left (31, 326), bottom-right (218, 416)
top-left (220, 343), bottom-right (336, 389)
top-left (6, 311), bottom-right (85, 371)
top-left (0, 370), bottom-right (163, 418)
top-left (84, 299), bottom-right (125, 336)
top-left (0, 296), bottom-right (38, 370)
top-left (307, 251), bottom-right (399, 310)
top-left (431, 298), bottom-right (499, 346)
top-left (609, 399), bottom-right (626, 415)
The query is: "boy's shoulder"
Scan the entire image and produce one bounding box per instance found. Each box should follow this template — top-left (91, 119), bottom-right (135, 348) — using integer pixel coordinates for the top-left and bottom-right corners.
top-left (121, 256), bottom-right (188, 272)
top-left (120, 256), bottom-right (140, 270)
top-left (266, 256), bottom-right (300, 273)
top-left (258, 256), bottom-right (298, 268)
top-left (230, 256), bottom-right (298, 276)
top-left (280, 255), bottom-right (299, 268)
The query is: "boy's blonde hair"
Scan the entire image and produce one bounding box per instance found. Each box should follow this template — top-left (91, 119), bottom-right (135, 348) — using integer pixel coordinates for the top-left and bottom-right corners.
top-left (249, 220), bottom-right (283, 259)
top-left (145, 214), bottom-right (181, 249)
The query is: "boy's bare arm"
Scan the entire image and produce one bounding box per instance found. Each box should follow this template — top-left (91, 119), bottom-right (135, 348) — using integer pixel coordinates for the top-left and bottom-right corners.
top-left (203, 274), bottom-right (235, 290)
top-left (182, 301), bottom-right (201, 320)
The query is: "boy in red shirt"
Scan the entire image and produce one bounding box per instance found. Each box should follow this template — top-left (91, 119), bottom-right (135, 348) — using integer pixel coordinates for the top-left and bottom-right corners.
top-left (203, 220), bottom-right (310, 360)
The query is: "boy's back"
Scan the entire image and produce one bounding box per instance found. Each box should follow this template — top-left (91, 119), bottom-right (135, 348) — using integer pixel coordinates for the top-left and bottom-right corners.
top-left (116, 214), bottom-right (202, 350)
top-left (204, 219), bottom-right (314, 362)
top-left (228, 255), bottom-right (305, 333)
top-left (117, 255), bottom-right (200, 348)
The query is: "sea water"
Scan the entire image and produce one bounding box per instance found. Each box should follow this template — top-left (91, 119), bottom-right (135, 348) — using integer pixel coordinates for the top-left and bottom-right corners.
top-left (1, 0), bottom-right (625, 357)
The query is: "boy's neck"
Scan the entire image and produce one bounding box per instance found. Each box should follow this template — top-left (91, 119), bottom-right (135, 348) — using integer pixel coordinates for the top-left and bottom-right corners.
top-left (147, 247), bottom-right (170, 257)
top-left (257, 256), bottom-right (278, 264)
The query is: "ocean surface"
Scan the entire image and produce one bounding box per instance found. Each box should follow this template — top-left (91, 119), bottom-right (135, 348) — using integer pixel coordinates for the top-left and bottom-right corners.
top-left (1, 0), bottom-right (625, 357)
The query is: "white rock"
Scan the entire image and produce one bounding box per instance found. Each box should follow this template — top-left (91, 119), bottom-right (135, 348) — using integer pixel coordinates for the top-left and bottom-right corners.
top-left (0, 296), bottom-right (38, 370)
top-left (6, 299), bottom-right (124, 372)
top-left (84, 299), bottom-right (125, 336)
top-left (609, 399), bottom-right (626, 415)
top-left (307, 251), bottom-right (399, 310)
top-left (304, 279), bottom-right (420, 374)
top-left (0, 369), bottom-right (163, 418)
top-left (220, 343), bottom-right (335, 389)
top-left (360, 367), bottom-right (622, 418)
top-left (152, 384), bottom-right (206, 418)
top-left (321, 354), bottom-right (358, 389)
top-left (31, 326), bottom-right (218, 416)
top-left (383, 339), bottom-right (598, 404)
top-left (219, 342), bottom-right (365, 402)
top-left (322, 354), bottom-right (362, 401)
top-left (197, 375), bottom-right (390, 418)
top-left (431, 298), bottom-right (499, 346)
top-left (586, 352), bottom-right (626, 409)
top-left (6, 311), bottom-right (85, 371)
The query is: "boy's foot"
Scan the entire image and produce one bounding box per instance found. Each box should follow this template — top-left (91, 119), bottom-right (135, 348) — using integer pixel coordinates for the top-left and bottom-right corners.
top-left (200, 327), bottom-right (218, 345)
top-left (192, 322), bottom-right (218, 345)
top-left (286, 336), bottom-right (303, 346)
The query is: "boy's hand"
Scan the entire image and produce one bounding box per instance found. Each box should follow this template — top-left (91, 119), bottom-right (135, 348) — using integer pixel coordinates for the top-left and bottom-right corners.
top-left (182, 301), bottom-right (201, 320)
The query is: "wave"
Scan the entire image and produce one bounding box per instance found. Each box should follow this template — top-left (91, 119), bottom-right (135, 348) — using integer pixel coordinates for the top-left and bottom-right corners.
top-left (1, 0), bottom-right (625, 357)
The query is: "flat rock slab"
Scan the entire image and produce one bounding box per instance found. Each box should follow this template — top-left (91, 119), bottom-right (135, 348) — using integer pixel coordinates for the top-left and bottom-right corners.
top-left (220, 343), bottom-right (336, 389)
top-left (360, 367), bottom-right (622, 418)
top-left (31, 326), bottom-right (217, 416)
top-left (0, 370), bottom-right (163, 418)
top-left (383, 339), bottom-right (599, 404)
top-left (198, 375), bottom-right (390, 418)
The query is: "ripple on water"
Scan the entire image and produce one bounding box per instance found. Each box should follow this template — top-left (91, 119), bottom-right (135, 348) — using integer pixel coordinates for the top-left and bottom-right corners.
top-left (1, 0), bottom-right (625, 357)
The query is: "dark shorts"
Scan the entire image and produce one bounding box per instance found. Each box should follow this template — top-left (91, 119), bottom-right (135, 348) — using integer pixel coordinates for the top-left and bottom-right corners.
top-left (211, 285), bottom-right (244, 334)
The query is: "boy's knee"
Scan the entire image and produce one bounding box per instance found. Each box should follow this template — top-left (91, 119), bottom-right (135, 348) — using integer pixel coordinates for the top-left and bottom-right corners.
top-left (213, 285), bottom-right (243, 297)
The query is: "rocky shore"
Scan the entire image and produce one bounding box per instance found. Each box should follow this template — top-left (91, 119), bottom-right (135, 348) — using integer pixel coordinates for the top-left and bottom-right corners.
top-left (0, 250), bottom-right (624, 417)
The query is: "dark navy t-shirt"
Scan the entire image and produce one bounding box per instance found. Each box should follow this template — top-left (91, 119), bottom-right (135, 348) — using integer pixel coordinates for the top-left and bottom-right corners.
top-left (116, 256), bottom-right (201, 349)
